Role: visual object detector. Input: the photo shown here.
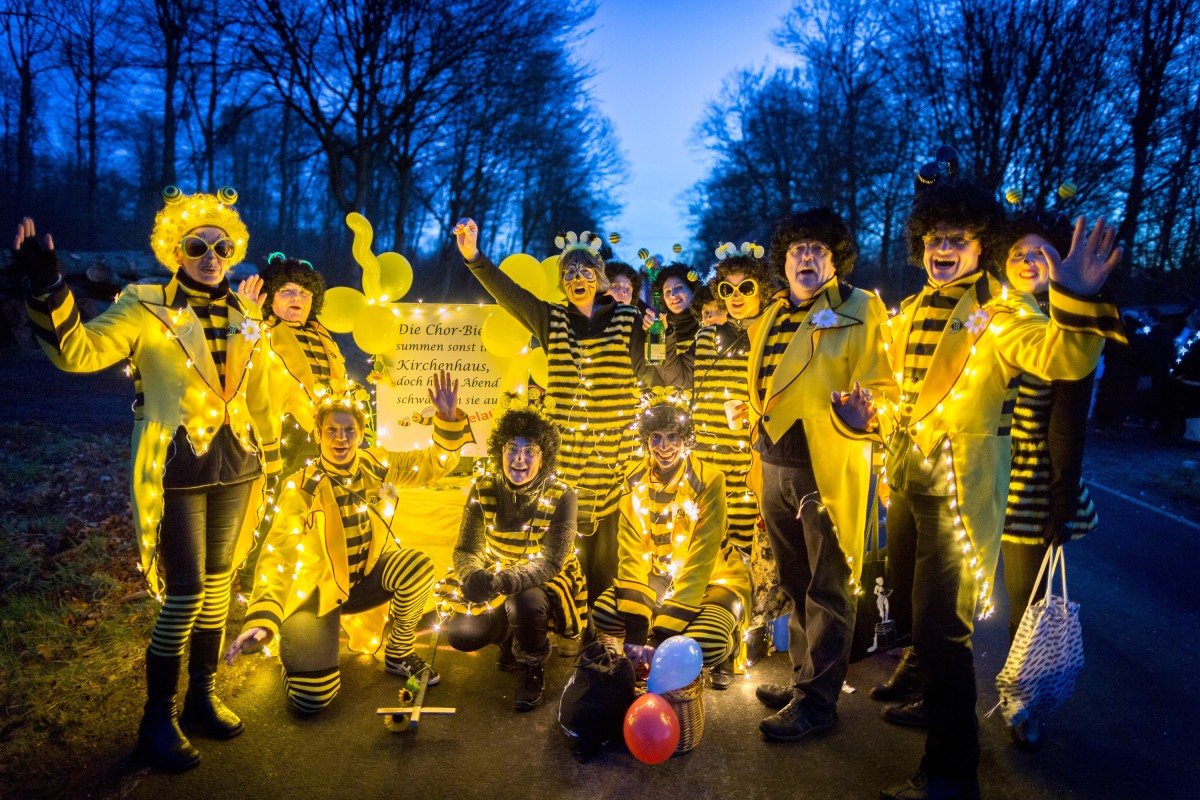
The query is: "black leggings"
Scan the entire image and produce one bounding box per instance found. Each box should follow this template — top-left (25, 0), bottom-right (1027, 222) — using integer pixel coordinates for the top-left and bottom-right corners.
top-left (149, 480), bottom-right (254, 657)
top-left (447, 586), bottom-right (552, 663)
top-left (1000, 540), bottom-right (1051, 643)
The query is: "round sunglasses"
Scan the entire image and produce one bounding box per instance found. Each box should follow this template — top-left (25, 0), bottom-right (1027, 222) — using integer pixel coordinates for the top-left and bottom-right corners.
top-left (717, 279), bottom-right (758, 299)
top-left (181, 235), bottom-right (236, 260)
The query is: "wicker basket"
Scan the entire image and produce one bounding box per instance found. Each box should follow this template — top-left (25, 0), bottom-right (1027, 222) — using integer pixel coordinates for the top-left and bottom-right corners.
top-left (661, 676), bottom-right (705, 753)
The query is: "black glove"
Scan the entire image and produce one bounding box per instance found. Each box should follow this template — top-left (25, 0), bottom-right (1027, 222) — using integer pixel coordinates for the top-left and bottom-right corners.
top-left (461, 570), bottom-right (495, 603)
top-left (14, 235), bottom-right (61, 293)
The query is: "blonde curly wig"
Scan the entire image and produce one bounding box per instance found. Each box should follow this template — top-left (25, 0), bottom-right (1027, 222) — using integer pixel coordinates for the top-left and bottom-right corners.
top-left (149, 185), bottom-right (249, 270)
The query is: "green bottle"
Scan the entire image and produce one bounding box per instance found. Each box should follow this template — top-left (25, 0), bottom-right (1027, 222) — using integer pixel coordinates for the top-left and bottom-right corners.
top-left (646, 291), bottom-right (666, 365)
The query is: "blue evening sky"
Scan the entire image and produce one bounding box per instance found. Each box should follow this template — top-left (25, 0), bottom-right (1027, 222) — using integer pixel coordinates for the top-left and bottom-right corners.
top-left (574, 0), bottom-right (795, 261)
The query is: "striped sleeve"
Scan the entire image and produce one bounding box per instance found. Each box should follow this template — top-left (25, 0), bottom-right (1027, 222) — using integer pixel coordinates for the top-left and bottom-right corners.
top-left (25, 281), bottom-right (142, 372)
top-left (1048, 282), bottom-right (1127, 344)
top-left (432, 411), bottom-right (475, 451)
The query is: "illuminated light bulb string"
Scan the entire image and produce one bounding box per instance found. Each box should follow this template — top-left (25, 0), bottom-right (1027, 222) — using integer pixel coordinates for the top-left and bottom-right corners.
top-left (878, 299), bottom-right (999, 621)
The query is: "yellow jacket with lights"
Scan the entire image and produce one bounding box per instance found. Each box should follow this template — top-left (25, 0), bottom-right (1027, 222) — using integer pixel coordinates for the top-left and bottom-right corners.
top-left (264, 317), bottom-right (347, 438)
top-left (242, 414), bottom-right (470, 650)
top-left (25, 278), bottom-right (278, 597)
top-left (613, 454), bottom-right (751, 640)
top-left (882, 275), bottom-right (1124, 613)
top-left (744, 281), bottom-right (897, 582)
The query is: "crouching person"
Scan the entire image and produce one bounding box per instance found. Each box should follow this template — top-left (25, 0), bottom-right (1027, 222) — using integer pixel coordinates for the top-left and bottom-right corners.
top-left (592, 396), bottom-right (750, 677)
top-left (225, 372), bottom-right (473, 713)
top-left (441, 408), bottom-right (586, 711)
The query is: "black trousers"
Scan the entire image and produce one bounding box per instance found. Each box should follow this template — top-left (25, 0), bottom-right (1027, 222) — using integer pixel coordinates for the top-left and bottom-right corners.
top-left (159, 480), bottom-right (254, 595)
top-left (759, 460), bottom-right (854, 714)
top-left (885, 489), bottom-right (979, 781)
top-left (446, 587), bottom-right (552, 663)
top-left (576, 511), bottom-right (619, 610)
top-left (1000, 540), bottom-right (1050, 643)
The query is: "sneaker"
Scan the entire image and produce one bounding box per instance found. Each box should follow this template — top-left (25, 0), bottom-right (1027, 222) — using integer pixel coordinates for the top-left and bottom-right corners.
top-left (556, 635), bottom-right (582, 658)
top-left (879, 769), bottom-right (980, 800)
top-left (754, 683), bottom-right (793, 710)
top-left (881, 698), bottom-right (928, 728)
top-left (513, 662), bottom-right (545, 712)
top-left (759, 698), bottom-right (836, 742)
top-left (384, 653), bottom-right (441, 686)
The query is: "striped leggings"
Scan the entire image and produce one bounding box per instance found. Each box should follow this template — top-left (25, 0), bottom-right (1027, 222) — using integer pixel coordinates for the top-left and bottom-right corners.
top-left (278, 548), bottom-right (434, 713)
top-left (149, 481), bottom-right (254, 657)
top-left (591, 585), bottom-right (739, 668)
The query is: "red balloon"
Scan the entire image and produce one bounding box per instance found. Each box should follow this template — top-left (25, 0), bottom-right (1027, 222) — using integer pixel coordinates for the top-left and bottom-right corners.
top-left (623, 693), bottom-right (680, 764)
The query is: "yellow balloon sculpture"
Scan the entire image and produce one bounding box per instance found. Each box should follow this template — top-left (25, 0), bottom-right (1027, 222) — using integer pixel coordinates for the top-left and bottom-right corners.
top-left (539, 255), bottom-right (566, 304)
top-left (481, 309), bottom-right (530, 358)
top-left (499, 253), bottom-right (546, 300)
top-left (318, 212), bottom-right (416, 353)
top-left (321, 286), bottom-right (368, 333)
top-left (352, 305), bottom-right (400, 355)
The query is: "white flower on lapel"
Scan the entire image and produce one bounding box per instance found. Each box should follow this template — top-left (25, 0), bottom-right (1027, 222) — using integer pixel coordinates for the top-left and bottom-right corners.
top-left (238, 318), bottom-right (262, 343)
top-left (965, 308), bottom-right (991, 335)
top-left (376, 482), bottom-right (399, 505)
top-left (811, 309), bottom-right (839, 329)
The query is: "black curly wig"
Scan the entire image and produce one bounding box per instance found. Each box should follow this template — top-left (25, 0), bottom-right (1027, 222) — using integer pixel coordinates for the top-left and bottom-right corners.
top-left (261, 256), bottom-right (326, 319)
top-left (636, 402), bottom-right (696, 451)
top-left (711, 252), bottom-right (775, 309)
top-left (486, 408), bottom-right (560, 478)
top-left (691, 284), bottom-right (718, 324)
top-left (1000, 208), bottom-right (1074, 259)
top-left (604, 261), bottom-right (642, 296)
top-left (651, 262), bottom-right (701, 298)
top-left (769, 208), bottom-right (858, 280)
top-left (905, 180), bottom-right (1003, 276)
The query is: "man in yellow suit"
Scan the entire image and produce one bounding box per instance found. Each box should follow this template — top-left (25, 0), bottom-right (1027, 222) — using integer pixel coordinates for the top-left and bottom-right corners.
top-left (744, 208), bottom-right (896, 742)
top-left (875, 174), bottom-right (1124, 800)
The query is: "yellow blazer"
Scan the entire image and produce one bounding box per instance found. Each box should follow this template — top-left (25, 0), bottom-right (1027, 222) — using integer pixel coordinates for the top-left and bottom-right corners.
top-left (243, 414), bottom-right (471, 652)
top-left (882, 275), bottom-right (1124, 604)
top-left (26, 278), bottom-right (278, 597)
top-left (745, 281), bottom-right (896, 581)
top-left (264, 317), bottom-right (346, 437)
top-left (613, 454), bottom-right (751, 637)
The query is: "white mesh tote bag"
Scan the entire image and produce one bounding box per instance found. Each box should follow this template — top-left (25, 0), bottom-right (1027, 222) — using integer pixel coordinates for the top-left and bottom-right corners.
top-left (995, 545), bottom-right (1084, 726)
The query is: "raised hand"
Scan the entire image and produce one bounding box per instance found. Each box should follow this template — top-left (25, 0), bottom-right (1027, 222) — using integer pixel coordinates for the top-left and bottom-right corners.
top-left (237, 274), bottom-right (266, 307)
top-left (427, 369), bottom-right (459, 421)
top-left (13, 217), bottom-right (61, 291)
top-left (831, 380), bottom-right (877, 432)
top-left (1049, 216), bottom-right (1122, 296)
top-left (224, 627), bottom-right (268, 665)
top-left (453, 218), bottom-right (480, 261)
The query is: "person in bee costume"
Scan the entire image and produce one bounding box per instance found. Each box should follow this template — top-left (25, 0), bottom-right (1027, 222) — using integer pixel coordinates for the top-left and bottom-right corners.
top-left (441, 407), bottom-right (585, 712)
top-left (16, 187), bottom-right (278, 771)
top-left (455, 218), bottom-right (656, 640)
top-left (740, 208), bottom-right (896, 743)
top-left (225, 372), bottom-right (473, 713)
top-left (233, 253), bottom-right (371, 593)
top-left (590, 396), bottom-right (750, 673)
top-left (871, 154), bottom-right (1124, 800)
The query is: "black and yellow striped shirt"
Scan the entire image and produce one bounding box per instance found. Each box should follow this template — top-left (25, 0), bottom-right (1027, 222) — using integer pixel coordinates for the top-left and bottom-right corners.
top-left (898, 273), bottom-right (977, 426)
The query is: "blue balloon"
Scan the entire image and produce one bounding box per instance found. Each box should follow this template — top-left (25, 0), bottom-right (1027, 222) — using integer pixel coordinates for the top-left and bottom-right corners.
top-left (646, 635), bottom-right (703, 694)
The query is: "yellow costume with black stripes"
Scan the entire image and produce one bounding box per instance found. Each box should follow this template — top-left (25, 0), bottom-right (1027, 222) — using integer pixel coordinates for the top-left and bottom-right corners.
top-left (593, 454), bottom-right (750, 666)
top-left (440, 475), bottom-right (587, 637)
top-left (25, 277), bottom-right (278, 597)
top-left (242, 413), bottom-right (471, 652)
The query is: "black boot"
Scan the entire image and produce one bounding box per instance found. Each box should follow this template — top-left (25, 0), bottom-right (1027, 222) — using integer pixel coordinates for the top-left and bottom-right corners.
top-left (497, 631), bottom-right (516, 673)
top-left (513, 660), bottom-right (545, 712)
top-left (181, 630), bottom-right (244, 739)
top-left (137, 651), bottom-right (201, 771)
top-left (710, 651), bottom-right (736, 690)
top-left (870, 646), bottom-right (920, 702)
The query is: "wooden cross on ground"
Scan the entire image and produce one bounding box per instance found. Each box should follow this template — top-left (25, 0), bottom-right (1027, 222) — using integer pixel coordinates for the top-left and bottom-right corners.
top-left (376, 626), bottom-right (456, 731)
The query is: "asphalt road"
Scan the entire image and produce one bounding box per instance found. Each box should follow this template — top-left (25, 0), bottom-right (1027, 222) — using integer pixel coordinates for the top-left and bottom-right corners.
top-left (3, 347), bottom-right (1198, 799)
